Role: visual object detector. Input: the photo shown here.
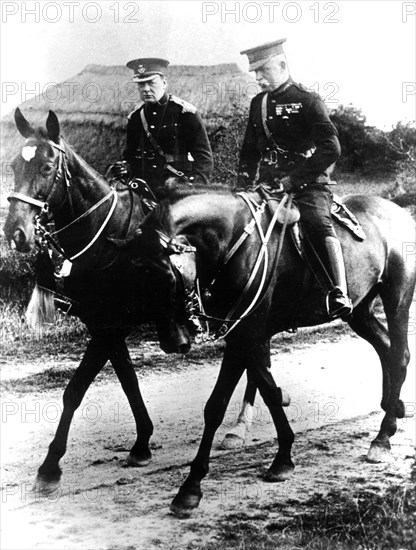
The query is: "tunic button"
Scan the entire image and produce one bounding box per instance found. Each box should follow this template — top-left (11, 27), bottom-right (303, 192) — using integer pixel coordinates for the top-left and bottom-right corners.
top-left (152, 165), bottom-right (157, 168)
top-left (150, 125), bottom-right (155, 128)
top-left (153, 112), bottom-right (157, 115)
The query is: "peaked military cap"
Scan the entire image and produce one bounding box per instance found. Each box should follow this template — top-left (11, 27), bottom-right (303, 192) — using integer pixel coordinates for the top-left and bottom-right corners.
top-left (240, 38), bottom-right (287, 71)
top-left (126, 57), bottom-right (170, 82)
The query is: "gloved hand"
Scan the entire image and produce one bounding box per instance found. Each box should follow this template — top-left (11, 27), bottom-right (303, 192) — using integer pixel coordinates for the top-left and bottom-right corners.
top-left (280, 175), bottom-right (295, 194)
top-left (237, 171), bottom-right (252, 189)
top-left (106, 161), bottom-right (130, 183)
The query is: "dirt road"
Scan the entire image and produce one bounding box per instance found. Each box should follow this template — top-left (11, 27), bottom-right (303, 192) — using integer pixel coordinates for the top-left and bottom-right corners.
top-left (1, 329), bottom-right (415, 550)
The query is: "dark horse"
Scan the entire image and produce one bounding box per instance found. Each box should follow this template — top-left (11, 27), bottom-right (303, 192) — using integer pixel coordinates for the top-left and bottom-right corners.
top-left (3, 109), bottom-right (191, 493)
top-left (133, 185), bottom-right (416, 514)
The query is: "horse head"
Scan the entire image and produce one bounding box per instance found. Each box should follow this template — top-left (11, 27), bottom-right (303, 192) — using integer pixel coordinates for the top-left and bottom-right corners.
top-left (112, 226), bottom-right (194, 354)
top-left (4, 108), bottom-right (68, 252)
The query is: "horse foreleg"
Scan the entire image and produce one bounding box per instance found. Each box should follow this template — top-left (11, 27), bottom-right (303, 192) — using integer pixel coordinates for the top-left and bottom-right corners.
top-left (170, 344), bottom-right (246, 515)
top-left (35, 337), bottom-right (109, 494)
top-left (109, 340), bottom-right (153, 467)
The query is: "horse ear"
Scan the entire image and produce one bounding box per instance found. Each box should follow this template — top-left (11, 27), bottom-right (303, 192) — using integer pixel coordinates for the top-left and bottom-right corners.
top-left (46, 110), bottom-right (60, 143)
top-left (14, 107), bottom-right (35, 138)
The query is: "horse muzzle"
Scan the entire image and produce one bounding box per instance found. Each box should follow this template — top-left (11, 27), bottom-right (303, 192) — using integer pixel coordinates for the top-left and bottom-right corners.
top-left (3, 219), bottom-right (34, 253)
top-left (157, 321), bottom-right (191, 354)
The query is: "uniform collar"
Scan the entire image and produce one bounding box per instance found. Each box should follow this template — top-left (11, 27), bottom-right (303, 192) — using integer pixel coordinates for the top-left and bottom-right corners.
top-left (144, 92), bottom-right (169, 111)
top-left (270, 77), bottom-right (293, 97)
top-left (158, 92), bottom-right (169, 105)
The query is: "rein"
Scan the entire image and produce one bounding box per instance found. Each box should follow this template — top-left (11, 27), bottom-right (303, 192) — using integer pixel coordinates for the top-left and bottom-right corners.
top-left (204, 192), bottom-right (291, 338)
top-left (8, 139), bottom-right (118, 262)
top-left (164, 192), bottom-right (293, 340)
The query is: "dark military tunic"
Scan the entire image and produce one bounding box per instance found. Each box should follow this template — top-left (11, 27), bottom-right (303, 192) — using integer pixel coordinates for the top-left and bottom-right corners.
top-left (239, 78), bottom-right (341, 239)
top-left (239, 78), bottom-right (340, 190)
top-left (123, 92), bottom-right (213, 189)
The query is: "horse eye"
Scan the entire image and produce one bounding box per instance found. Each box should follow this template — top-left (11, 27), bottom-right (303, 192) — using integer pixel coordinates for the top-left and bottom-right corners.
top-left (42, 165), bottom-right (53, 175)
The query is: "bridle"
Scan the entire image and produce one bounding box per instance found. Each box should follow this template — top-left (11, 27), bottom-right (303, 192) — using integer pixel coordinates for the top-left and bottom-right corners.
top-left (8, 138), bottom-right (118, 262)
top-left (8, 140), bottom-right (70, 214)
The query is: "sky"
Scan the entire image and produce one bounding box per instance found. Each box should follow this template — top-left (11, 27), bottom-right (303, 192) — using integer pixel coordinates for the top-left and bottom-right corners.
top-left (1, 0), bottom-right (415, 129)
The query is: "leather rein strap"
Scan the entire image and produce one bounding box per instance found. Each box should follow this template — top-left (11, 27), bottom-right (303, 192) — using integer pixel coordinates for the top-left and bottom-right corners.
top-left (214, 192), bottom-right (289, 338)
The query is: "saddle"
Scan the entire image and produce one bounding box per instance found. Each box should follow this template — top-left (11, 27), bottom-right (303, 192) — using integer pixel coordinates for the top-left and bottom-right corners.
top-left (256, 185), bottom-right (366, 241)
top-left (118, 178), bottom-right (158, 214)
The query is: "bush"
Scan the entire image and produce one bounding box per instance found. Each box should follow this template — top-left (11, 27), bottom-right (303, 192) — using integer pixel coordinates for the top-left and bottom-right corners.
top-left (208, 103), bottom-right (249, 186)
top-left (330, 105), bottom-right (416, 176)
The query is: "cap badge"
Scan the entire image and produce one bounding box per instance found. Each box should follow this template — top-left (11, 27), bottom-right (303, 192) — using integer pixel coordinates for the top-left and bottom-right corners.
top-left (138, 65), bottom-right (145, 74)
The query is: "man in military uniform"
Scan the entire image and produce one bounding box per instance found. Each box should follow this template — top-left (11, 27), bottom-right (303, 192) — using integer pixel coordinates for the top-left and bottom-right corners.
top-left (111, 58), bottom-right (213, 192)
top-left (238, 39), bottom-right (352, 319)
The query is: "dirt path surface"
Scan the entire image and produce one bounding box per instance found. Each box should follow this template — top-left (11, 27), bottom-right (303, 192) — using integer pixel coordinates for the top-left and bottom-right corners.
top-left (1, 330), bottom-right (415, 550)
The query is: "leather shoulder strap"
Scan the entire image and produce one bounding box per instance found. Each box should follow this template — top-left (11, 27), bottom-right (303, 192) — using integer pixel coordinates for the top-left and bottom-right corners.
top-left (261, 93), bottom-right (272, 140)
top-left (139, 108), bottom-right (184, 178)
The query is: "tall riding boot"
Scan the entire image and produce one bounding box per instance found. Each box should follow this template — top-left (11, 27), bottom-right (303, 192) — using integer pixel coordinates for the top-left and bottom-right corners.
top-left (324, 236), bottom-right (353, 318)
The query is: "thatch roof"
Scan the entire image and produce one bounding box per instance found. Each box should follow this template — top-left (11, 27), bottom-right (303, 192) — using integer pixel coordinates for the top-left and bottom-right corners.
top-left (0, 63), bottom-right (252, 202)
top-left (2, 62), bottom-right (252, 124)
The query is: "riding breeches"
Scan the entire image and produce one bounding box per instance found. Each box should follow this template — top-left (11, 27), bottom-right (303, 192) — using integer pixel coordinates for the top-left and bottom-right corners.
top-left (295, 184), bottom-right (336, 240)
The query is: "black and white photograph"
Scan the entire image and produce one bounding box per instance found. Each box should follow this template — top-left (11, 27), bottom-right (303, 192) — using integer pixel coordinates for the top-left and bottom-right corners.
top-left (1, 1), bottom-right (415, 549)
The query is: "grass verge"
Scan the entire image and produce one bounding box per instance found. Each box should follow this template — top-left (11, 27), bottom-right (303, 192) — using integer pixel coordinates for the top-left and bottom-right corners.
top-left (191, 467), bottom-right (416, 550)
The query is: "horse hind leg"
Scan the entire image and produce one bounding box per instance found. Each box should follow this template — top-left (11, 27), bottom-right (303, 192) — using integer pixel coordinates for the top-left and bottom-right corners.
top-left (249, 360), bottom-right (295, 482)
top-left (219, 373), bottom-right (256, 450)
top-left (365, 272), bottom-right (414, 463)
top-left (219, 371), bottom-right (291, 450)
top-left (348, 289), bottom-right (392, 412)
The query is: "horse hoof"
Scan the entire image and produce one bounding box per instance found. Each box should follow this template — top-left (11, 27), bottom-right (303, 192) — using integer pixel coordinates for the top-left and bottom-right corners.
top-left (367, 442), bottom-right (393, 463)
top-left (219, 433), bottom-right (245, 450)
top-left (281, 388), bottom-right (291, 407)
top-left (170, 489), bottom-right (202, 517)
top-left (124, 452), bottom-right (151, 467)
top-left (32, 475), bottom-right (61, 496)
top-left (264, 463), bottom-right (294, 482)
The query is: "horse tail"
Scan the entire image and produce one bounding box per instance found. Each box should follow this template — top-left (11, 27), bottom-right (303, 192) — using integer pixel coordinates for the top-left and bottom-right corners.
top-left (25, 285), bottom-right (56, 334)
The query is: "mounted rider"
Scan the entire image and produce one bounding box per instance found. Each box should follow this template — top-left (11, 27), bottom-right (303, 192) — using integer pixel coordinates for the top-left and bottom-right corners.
top-left (238, 38), bottom-right (352, 319)
top-left (109, 58), bottom-right (213, 195)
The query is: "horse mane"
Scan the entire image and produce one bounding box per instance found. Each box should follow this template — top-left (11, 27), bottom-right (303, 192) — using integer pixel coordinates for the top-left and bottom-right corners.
top-left (59, 136), bottom-right (108, 185)
top-left (145, 183), bottom-right (236, 233)
top-left (159, 182), bottom-right (235, 203)
top-left (144, 201), bottom-right (173, 234)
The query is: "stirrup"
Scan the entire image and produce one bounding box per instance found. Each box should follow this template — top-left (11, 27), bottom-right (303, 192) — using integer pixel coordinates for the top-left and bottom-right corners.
top-left (326, 287), bottom-right (353, 319)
